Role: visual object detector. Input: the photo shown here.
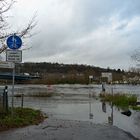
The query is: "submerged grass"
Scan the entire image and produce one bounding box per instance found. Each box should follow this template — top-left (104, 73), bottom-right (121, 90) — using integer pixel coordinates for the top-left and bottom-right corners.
top-left (130, 106), bottom-right (140, 111)
top-left (14, 92), bottom-right (54, 97)
top-left (100, 93), bottom-right (137, 109)
top-left (0, 107), bottom-right (45, 131)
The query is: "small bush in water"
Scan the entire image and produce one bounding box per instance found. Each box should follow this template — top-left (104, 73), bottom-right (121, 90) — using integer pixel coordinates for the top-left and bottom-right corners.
top-left (100, 93), bottom-right (137, 108)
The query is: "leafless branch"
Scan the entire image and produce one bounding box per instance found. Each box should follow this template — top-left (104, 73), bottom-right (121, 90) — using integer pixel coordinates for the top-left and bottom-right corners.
top-left (131, 48), bottom-right (140, 62)
top-left (0, 0), bottom-right (37, 54)
top-left (18, 13), bottom-right (37, 38)
top-left (0, 0), bottom-right (14, 14)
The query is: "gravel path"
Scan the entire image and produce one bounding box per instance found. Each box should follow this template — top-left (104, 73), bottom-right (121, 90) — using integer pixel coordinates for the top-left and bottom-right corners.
top-left (0, 118), bottom-right (139, 140)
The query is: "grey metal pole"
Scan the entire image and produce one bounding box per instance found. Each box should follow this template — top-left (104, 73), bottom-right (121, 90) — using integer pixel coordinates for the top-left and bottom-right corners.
top-left (111, 86), bottom-right (113, 125)
top-left (21, 94), bottom-right (24, 108)
top-left (4, 86), bottom-right (8, 112)
top-left (11, 63), bottom-right (15, 116)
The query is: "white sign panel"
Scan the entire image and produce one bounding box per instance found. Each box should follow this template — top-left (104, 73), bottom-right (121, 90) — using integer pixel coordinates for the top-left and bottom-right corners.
top-left (0, 61), bottom-right (14, 69)
top-left (89, 75), bottom-right (93, 79)
top-left (6, 50), bottom-right (22, 62)
top-left (101, 72), bottom-right (112, 82)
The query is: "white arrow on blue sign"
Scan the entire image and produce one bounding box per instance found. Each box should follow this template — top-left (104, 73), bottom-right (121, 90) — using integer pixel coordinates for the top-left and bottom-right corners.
top-left (6, 35), bottom-right (22, 50)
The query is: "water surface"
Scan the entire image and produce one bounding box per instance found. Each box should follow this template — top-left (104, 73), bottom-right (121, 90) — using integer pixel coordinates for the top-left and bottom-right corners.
top-left (6, 84), bottom-right (140, 139)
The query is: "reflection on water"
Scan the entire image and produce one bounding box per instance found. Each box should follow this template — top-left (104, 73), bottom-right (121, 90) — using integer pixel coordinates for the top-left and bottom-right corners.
top-left (102, 102), bottom-right (106, 113)
top-left (6, 84), bottom-right (140, 139)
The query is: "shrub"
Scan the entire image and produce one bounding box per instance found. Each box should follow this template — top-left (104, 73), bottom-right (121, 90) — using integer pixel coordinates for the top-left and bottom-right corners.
top-left (0, 107), bottom-right (45, 131)
top-left (100, 93), bottom-right (137, 109)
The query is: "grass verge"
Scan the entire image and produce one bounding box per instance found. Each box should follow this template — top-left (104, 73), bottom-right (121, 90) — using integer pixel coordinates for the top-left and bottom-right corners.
top-left (0, 107), bottom-right (45, 131)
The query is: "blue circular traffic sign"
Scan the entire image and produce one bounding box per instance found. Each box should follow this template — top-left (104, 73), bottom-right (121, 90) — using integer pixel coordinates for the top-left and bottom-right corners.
top-left (7, 35), bottom-right (22, 50)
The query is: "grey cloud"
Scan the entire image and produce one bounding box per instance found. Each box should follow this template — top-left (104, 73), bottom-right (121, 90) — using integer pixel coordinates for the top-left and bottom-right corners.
top-left (115, 22), bottom-right (128, 30)
top-left (11, 0), bottom-right (140, 69)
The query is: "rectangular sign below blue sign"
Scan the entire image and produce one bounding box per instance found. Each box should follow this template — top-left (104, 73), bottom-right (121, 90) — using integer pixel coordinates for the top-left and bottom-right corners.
top-left (6, 50), bottom-right (22, 63)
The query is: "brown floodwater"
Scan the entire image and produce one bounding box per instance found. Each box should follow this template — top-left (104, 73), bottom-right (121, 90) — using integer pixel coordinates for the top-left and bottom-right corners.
top-left (5, 84), bottom-right (140, 139)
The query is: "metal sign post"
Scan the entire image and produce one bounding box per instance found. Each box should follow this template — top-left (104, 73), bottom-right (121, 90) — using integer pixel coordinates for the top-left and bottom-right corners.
top-left (11, 63), bottom-right (15, 116)
top-left (6, 34), bottom-right (22, 117)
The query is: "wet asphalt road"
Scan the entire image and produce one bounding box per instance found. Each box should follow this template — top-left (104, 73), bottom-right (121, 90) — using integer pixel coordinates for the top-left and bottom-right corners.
top-left (0, 118), bottom-right (139, 140)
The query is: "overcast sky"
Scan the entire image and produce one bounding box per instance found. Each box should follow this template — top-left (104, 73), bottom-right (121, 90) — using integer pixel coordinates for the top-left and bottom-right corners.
top-left (7, 0), bottom-right (140, 70)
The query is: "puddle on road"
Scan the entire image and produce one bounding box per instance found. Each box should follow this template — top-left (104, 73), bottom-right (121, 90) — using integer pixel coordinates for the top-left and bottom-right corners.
top-left (12, 96), bottom-right (140, 139)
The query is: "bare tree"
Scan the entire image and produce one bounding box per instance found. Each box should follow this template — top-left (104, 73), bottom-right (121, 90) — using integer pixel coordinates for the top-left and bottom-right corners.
top-left (0, 0), bottom-right (36, 53)
top-left (131, 48), bottom-right (140, 62)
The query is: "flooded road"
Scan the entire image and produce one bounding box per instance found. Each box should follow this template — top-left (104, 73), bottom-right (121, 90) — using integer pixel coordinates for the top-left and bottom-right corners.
top-left (4, 84), bottom-right (140, 97)
top-left (4, 84), bottom-right (140, 139)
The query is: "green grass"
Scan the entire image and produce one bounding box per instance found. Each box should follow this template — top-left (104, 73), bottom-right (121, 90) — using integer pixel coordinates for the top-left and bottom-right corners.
top-left (0, 107), bottom-right (45, 131)
top-left (130, 106), bottom-right (140, 111)
top-left (100, 93), bottom-right (137, 109)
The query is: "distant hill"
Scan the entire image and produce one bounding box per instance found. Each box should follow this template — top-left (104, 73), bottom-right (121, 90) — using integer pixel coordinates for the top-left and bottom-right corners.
top-left (7, 62), bottom-right (126, 84)
top-left (0, 62), bottom-right (137, 84)
top-left (16, 62), bottom-right (119, 75)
